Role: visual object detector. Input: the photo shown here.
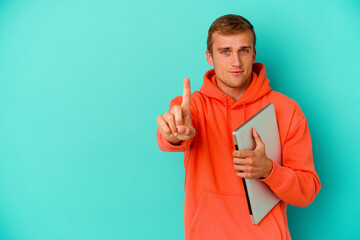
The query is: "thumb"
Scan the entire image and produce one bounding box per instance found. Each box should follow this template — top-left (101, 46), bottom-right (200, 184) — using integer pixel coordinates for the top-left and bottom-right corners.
top-left (252, 128), bottom-right (264, 149)
top-left (177, 125), bottom-right (196, 140)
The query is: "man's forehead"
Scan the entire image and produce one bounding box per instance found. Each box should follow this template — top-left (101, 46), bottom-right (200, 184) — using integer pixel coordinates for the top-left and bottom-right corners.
top-left (212, 31), bottom-right (254, 48)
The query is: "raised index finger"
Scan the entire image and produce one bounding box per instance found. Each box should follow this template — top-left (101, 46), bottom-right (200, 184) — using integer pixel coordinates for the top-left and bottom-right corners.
top-left (181, 77), bottom-right (191, 108)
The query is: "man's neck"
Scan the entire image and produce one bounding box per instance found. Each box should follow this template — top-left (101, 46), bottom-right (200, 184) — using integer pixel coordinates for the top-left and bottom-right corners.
top-left (215, 77), bottom-right (252, 102)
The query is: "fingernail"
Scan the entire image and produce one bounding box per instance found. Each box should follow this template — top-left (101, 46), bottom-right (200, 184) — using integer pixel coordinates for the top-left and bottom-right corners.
top-left (174, 132), bottom-right (178, 136)
top-left (170, 134), bottom-right (173, 137)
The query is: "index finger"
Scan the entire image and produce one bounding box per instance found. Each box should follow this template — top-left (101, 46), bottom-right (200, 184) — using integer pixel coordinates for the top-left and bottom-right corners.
top-left (181, 77), bottom-right (191, 108)
top-left (232, 150), bottom-right (253, 158)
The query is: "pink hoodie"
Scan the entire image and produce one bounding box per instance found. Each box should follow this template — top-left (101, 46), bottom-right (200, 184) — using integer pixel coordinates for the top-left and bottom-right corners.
top-left (157, 63), bottom-right (321, 240)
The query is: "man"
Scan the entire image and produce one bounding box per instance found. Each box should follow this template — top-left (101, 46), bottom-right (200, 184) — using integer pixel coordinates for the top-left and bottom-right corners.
top-left (156, 14), bottom-right (320, 239)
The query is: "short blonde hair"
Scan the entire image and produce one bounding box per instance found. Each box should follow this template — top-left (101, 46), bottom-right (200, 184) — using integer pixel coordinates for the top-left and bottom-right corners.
top-left (207, 14), bottom-right (256, 54)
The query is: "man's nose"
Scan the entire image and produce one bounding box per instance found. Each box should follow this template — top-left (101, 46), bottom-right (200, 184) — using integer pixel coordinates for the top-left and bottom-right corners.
top-left (231, 53), bottom-right (242, 67)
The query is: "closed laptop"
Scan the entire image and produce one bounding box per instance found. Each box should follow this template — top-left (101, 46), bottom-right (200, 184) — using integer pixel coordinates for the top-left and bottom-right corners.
top-left (232, 103), bottom-right (281, 225)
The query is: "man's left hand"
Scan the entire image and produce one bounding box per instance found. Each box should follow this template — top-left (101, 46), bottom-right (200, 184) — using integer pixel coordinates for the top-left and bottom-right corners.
top-left (233, 128), bottom-right (273, 179)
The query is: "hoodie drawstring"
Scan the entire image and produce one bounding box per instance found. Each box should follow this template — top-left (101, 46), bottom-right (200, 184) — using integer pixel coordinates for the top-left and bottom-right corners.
top-left (224, 97), bottom-right (233, 149)
top-left (242, 101), bottom-right (246, 122)
top-left (225, 98), bottom-right (247, 150)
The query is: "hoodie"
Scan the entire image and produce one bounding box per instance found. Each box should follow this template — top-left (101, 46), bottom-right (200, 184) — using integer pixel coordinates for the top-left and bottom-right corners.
top-left (156, 63), bottom-right (321, 240)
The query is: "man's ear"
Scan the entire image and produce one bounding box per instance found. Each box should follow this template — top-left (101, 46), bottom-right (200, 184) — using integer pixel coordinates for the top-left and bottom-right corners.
top-left (253, 48), bottom-right (257, 63)
top-left (206, 50), bottom-right (214, 65)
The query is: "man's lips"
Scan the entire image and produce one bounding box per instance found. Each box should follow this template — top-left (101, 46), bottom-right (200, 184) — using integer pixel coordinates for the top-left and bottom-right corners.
top-left (229, 70), bottom-right (244, 75)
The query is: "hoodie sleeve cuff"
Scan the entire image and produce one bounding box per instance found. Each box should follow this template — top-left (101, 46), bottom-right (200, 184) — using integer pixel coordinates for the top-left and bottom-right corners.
top-left (259, 159), bottom-right (295, 193)
top-left (156, 129), bottom-right (188, 152)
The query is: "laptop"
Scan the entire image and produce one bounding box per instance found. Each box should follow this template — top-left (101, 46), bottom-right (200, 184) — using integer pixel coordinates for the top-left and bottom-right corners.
top-left (232, 103), bottom-right (281, 225)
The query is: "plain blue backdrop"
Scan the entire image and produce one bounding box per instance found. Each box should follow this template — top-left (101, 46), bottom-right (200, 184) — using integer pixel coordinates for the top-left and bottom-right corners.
top-left (0, 0), bottom-right (359, 239)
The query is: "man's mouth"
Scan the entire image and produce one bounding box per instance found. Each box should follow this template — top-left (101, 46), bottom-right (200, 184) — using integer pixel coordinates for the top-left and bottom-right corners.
top-left (228, 70), bottom-right (244, 76)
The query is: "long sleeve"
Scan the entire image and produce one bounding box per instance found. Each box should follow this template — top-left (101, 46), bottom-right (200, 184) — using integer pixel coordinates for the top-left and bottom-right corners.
top-left (260, 110), bottom-right (321, 207)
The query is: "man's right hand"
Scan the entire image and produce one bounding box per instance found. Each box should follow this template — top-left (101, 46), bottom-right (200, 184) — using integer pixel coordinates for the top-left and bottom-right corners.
top-left (157, 78), bottom-right (196, 144)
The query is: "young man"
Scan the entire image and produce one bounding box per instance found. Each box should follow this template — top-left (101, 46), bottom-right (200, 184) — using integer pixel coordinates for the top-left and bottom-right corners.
top-left (156, 14), bottom-right (321, 240)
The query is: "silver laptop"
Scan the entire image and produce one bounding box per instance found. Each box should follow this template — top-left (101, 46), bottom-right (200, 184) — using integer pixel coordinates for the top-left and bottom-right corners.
top-left (232, 103), bottom-right (281, 225)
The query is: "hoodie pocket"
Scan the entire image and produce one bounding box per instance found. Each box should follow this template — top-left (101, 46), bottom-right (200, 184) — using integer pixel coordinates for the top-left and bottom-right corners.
top-left (189, 191), bottom-right (282, 240)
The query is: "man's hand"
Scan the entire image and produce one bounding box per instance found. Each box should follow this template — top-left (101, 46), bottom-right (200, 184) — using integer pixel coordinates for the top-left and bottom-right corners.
top-left (157, 78), bottom-right (196, 144)
top-left (233, 128), bottom-right (273, 179)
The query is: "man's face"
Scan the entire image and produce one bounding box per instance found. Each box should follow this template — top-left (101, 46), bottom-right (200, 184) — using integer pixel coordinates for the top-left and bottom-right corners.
top-left (206, 30), bottom-right (256, 95)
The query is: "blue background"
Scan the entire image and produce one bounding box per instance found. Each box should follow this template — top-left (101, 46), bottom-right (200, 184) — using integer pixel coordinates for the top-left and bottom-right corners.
top-left (0, 0), bottom-right (359, 239)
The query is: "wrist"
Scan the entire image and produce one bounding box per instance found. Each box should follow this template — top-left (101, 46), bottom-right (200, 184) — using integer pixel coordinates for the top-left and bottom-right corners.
top-left (166, 137), bottom-right (182, 145)
top-left (261, 158), bottom-right (273, 179)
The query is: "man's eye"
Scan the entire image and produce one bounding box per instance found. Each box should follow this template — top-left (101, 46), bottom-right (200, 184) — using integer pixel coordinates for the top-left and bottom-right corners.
top-left (222, 50), bottom-right (230, 54)
top-left (241, 49), bottom-right (249, 53)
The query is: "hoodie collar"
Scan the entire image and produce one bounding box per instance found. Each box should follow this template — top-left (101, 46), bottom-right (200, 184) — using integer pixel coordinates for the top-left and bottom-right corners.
top-left (199, 62), bottom-right (271, 108)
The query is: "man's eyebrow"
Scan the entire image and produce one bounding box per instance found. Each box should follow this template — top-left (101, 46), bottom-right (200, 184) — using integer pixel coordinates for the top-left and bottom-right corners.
top-left (238, 46), bottom-right (252, 49)
top-left (217, 47), bottom-right (231, 51)
top-left (217, 46), bottom-right (252, 51)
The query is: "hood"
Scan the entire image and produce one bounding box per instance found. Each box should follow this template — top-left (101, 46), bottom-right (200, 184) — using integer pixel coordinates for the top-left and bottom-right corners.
top-left (199, 62), bottom-right (271, 108)
top-left (199, 62), bottom-right (272, 150)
